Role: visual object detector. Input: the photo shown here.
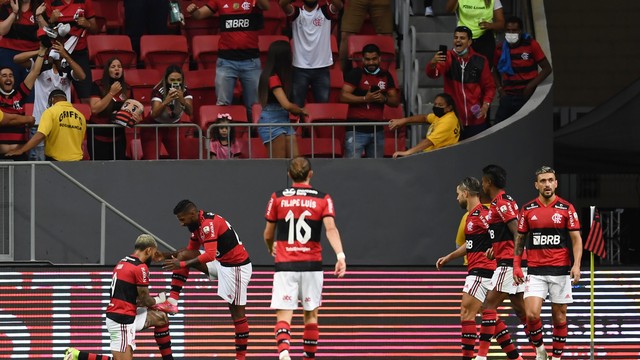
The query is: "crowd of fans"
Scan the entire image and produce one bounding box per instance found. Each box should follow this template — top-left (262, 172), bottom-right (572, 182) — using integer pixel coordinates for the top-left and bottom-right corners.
top-left (0, 0), bottom-right (550, 161)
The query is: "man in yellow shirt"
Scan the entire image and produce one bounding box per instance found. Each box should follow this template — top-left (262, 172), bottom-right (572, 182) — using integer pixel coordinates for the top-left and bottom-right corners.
top-left (6, 90), bottom-right (86, 161)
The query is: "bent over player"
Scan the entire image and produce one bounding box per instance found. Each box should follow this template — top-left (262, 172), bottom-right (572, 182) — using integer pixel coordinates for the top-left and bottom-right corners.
top-left (263, 157), bottom-right (347, 360)
top-left (155, 199), bottom-right (252, 360)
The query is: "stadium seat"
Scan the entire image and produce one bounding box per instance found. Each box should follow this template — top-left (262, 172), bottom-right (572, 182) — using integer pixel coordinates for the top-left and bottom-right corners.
top-left (251, 103), bottom-right (262, 124)
top-left (184, 70), bottom-right (216, 124)
top-left (303, 103), bottom-right (348, 143)
top-left (192, 35), bottom-right (220, 70)
top-left (182, 0), bottom-right (220, 52)
top-left (91, 69), bottom-right (102, 82)
top-left (126, 69), bottom-right (162, 105)
top-left (383, 104), bottom-right (406, 157)
top-left (140, 35), bottom-right (189, 71)
top-left (23, 103), bottom-right (33, 116)
top-left (88, 35), bottom-right (137, 69)
top-left (73, 103), bottom-right (92, 120)
top-left (298, 137), bottom-right (343, 158)
top-left (243, 137), bottom-right (268, 159)
top-left (199, 104), bottom-right (248, 141)
top-left (331, 34), bottom-right (339, 68)
top-left (329, 68), bottom-right (344, 102)
top-left (261, 3), bottom-right (286, 35)
top-left (348, 34), bottom-right (396, 72)
top-left (258, 35), bottom-right (289, 65)
top-left (92, 0), bottom-right (124, 33)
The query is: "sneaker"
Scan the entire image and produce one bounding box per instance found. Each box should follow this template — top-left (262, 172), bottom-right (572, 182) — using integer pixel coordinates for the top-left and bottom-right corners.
top-left (409, 6), bottom-right (414, 15)
top-left (535, 346), bottom-right (548, 360)
top-left (279, 350), bottom-right (291, 360)
top-left (63, 347), bottom-right (78, 360)
top-left (152, 299), bottom-right (179, 315)
top-left (425, 6), bottom-right (434, 16)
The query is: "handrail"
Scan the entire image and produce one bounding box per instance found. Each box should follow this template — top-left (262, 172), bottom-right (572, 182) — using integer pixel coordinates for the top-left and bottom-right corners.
top-left (0, 162), bottom-right (175, 264)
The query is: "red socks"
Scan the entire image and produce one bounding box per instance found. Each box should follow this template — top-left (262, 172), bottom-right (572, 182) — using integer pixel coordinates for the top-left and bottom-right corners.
top-left (303, 323), bottom-right (319, 359)
top-left (461, 320), bottom-right (477, 360)
top-left (234, 317), bottom-right (250, 360)
top-left (154, 324), bottom-right (173, 360)
top-left (275, 321), bottom-right (292, 354)
top-left (169, 267), bottom-right (190, 301)
top-left (78, 352), bottom-right (111, 360)
top-left (552, 322), bottom-right (568, 358)
top-left (478, 309), bottom-right (497, 356)
top-left (495, 317), bottom-right (520, 359)
top-left (527, 317), bottom-right (544, 347)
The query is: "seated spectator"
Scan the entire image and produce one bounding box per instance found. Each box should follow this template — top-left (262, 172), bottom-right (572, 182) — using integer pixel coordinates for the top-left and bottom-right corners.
top-left (388, 92), bottom-right (460, 157)
top-left (445, 0), bottom-right (504, 66)
top-left (6, 89), bottom-right (86, 161)
top-left (339, 0), bottom-right (393, 71)
top-left (257, 40), bottom-right (305, 159)
top-left (88, 57), bottom-right (133, 160)
top-left (493, 16), bottom-right (552, 124)
top-left (209, 113), bottom-right (243, 159)
top-left (340, 43), bottom-right (400, 158)
top-left (426, 26), bottom-right (495, 139)
top-left (142, 64), bottom-right (193, 160)
top-left (280, 0), bottom-right (342, 107)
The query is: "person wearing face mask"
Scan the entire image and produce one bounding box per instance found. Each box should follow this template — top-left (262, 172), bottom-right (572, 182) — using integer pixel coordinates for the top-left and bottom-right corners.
top-left (493, 16), bottom-right (552, 124)
top-left (87, 58), bottom-right (132, 160)
top-left (388, 92), bottom-right (460, 157)
top-left (279, 0), bottom-right (342, 108)
top-left (340, 43), bottom-right (401, 158)
top-left (427, 26), bottom-right (495, 139)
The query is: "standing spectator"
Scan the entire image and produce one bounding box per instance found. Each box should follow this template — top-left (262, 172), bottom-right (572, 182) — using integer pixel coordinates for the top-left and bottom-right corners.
top-left (14, 40), bottom-right (86, 160)
top-left (280, 0), bottom-right (342, 107)
top-left (436, 177), bottom-right (499, 360)
top-left (514, 166), bottom-right (583, 360)
top-left (6, 89), bottom-right (85, 160)
top-left (209, 113), bottom-right (243, 159)
top-left (142, 64), bottom-right (193, 160)
top-left (88, 57), bottom-right (132, 160)
top-left (388, 92), bottom-right (460, 157)
top-left (186, 0), bottom-right (269, 121)
top-left (338, 0), bottom-right (393, 71)
top-left (493, 16), bottom-right (552, 123)
top-left (0, 44), bottom-right (45, 159)
top-left (63, 234), bottom-right (175, 360)
top-left (0, 0), bottom-right (44, 94)
top-left (257, 40), bottom-right (305, 158)
top-left (43, 0), bottom-right (98, 104)
top-left (156, 199), bottom-right (252, 360)
top-left (340, 43), bottom-right (400, 158)
top-left (445, 0), bottom-right (504, 66)
top-left (123, 0), bottom-right (170, 61)
top-left (426, 26), bottom-right (495, 139)
top-left (263, 157), bottom-right (347, 360)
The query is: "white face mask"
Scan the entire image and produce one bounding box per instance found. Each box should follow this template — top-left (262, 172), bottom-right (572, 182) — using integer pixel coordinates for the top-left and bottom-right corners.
top-left (505, 33), bottom-right (520, 44)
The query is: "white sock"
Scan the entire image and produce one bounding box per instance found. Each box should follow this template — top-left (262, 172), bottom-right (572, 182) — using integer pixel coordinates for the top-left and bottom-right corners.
top-left (167, 297), bottom-right (178, 305)
top-left (475, 356), bottom-right (487, 360)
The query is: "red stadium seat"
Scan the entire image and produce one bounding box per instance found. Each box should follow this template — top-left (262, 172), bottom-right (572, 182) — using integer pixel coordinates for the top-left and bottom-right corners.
top-left (251, 103), bottom-right (262, 124)
top-left (304, 103), bottom-right (348, 143)
top-left (184, 70), bottom-right (216, 124)
top-left (331, 34), bottom-right (339, 68)
top-left (140, 35), bottom-right (189, 70)
top-left (126, 69), bottom-right (162, 105)
top-left (298, 137), bottom-right (343, 158)
top-left (383, 104), bottom-right (406, 157)
top-left (92, 0), bottom-right (124, 33)
top-left (72, 103), bottom-right (92, 120)
top-left (91, 68), bottom-right (102, 82)
top-left (242, 137), bottom-right (268, 159)
top-left (192, 35), bottom-right (220, 70)
top-left (88, 35), bottom-right (137, 69)
top-left (199, 104), bottom-right (248, 141)
top-left (261, 3), bottom-right (286, 35)
top-left (258, 35), bottom-right (289, 65)
top-left (329, 67), bottom-right (344, 103)
top-left (24, 103), bottom-right (33, 116)
top-left (348, 34), bottom-right (396, 72)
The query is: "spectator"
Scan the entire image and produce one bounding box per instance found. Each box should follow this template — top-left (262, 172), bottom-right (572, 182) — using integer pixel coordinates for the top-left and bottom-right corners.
top-left (493, 16), bottom-right (552, 124)
top-left (209, 113), bottom-right (243, 159)
top-left (186, 0), bottom-right (269, 121)
top-left (6, 89), bottom-right (86, 161)
top-left (0, 44), bottom-right (45, 160)
top-left (426, 26), bottom-right (495, 139)
top-left (280, 0), bottom-right (342, 107)
top-left (123, 0), bottom-right (170, 60)
top-left (257, 40), bottom-right (304, 159)
top-left (339, 0), bottom-right (393, 71)
top-left (0, 0), bottom-right (45, 95)
top-left (340, 43), bottom-right (400, 158)
top-left (88, 57), bottom-right (132, 160)
top-left (143, 64), bottom-right (193, 160)
top-left (43, 0), bottom-right (98, 104)
top-left (388, 92), bottom-right (460, 157)
top-left (446, 0), bottom-right (504, 67)
top-left (14, 40), bottom-right (86, 161)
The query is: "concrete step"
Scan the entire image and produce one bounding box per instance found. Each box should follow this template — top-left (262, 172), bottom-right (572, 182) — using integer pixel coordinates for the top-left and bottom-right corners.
top-left (415, 32), bottom-right (453, 52)
top-left (417, 87), bottom-right (444, 104)
top-left (409, 14), bottom-right (457, 33)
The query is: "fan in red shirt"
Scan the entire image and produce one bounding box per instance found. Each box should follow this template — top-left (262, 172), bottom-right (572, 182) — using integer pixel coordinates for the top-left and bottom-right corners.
top-left (263, 157), bottom-right (346, 360)
top-left (156, 199), bottom-right (252, 360)
top-left (514, 166), bottom-right (583, 360)
top-left (63, 234), bottom-right (175, 360)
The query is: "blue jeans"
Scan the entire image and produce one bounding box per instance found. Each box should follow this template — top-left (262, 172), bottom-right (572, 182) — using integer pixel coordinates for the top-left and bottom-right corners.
top-left (28, 126), bottom-right (45, 161)
top-left (291, 67), bottom-right (330, 107)
top-left (215, 57), bottom-right (260, 116)
top-left (344, 130), bottom-right (384, 158)
top-left (257, 104), bottom-right (294, 143)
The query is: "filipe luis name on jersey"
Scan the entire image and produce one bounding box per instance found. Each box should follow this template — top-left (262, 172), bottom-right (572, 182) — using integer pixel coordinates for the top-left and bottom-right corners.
top-left (281, 199), bottom-right (317, 209)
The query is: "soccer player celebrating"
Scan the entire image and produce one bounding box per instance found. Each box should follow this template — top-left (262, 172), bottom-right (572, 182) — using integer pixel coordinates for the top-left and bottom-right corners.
top-left (263, 157), bottom-right (347, 360)
top-left (514, 166), bottom-right (583, 360)
top-left (155, 199), bottom-right (252, 360)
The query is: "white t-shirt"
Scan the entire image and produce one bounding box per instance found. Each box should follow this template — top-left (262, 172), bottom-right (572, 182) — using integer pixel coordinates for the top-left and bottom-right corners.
top-left (31, 60), bottom-right (79, 124)
top-left (290, 4), bottom-right (336, 69)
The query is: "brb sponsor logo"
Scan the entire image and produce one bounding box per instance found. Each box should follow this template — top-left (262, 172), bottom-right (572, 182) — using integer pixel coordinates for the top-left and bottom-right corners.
top-left (226, 18), bottom-right (250, 29)
top-left (532, 234), bottom-right (560, 246)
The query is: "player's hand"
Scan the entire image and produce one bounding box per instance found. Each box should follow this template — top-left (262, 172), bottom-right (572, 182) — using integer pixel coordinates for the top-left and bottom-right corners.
top-left (334, 259), bottom-right (346, 278)
top-left (162, 256), bottom-right (180, 270)
top-left (186, 3), bottom-right (198, 13)
top-left (513, 265), bottom-right (525, 285)
top-left (570, 266), bottom-right (581, 285)
top-left (153, 292), bottom-right (167, 305)
top-left (435, 256), bottom-right (448, 270)
top-left (270, 246), bottom-right (276, 257)
top-left (485, 247), bottom-right (495, 260)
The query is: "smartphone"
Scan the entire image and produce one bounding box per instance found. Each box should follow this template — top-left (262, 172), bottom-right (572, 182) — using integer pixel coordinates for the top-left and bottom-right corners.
top-left (370, 85), bottom-right (381, 92)
top-left (171, 82), bottom-right (181, 90)
top-left (438, 45), bottom-right (447, 55)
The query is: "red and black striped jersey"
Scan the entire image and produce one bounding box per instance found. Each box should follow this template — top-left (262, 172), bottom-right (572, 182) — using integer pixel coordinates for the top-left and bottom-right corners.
top-left (517, 196), bottom-right (580, 275)
top-left (206, 0), bottom-right (263, 60)
top-left (486, 190), bottom-right (520, 265)
top-left (186, 210), bottom-right (250, 267)
top-left (0, 82), bottom-right (31, 144)
top-left (494, 38), bottom-right (547, 95)
top-left (265, 184), bottom-right (335, 272)
top-left (0, 5), bottom-right (39, 51)
top-left (45, 0), bottom-right (96, 51)
top-left (106, 254), bottom-right (149, 324)
top-left (465, 203), bottom-right (496, 278)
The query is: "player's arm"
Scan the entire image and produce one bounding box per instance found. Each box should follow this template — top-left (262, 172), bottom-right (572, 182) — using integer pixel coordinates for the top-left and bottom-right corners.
top-left (263, 221), bottom-right (276, 256)
top-left (512, 231), bottom-right (526, 283)
top-left (323, 216), bottom-right (346, 278)
top-left (506, 219), bottom-right (519, 241)
top-left (186, 2), bottom-right (215, 19)
top-left (136, 285), bottom-right (156, 308)
top-left (569, 230), bottom-right (583, 284)
top-left (436, 243), bottom-right (467, 270)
